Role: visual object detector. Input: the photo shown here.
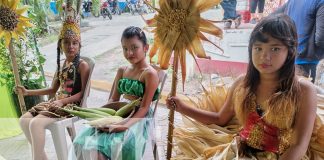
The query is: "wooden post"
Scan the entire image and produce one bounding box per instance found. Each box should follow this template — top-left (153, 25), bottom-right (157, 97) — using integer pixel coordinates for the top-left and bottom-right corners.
top-left (166, 52), bottom-right (179, 160)
top-left (8, 39), bottom-right (27, 114)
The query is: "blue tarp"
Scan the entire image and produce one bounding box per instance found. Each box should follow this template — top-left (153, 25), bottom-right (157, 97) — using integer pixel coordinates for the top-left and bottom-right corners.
top-left (119, 0), bottom-right (126, 11)
top-left (50, 1), bottom-right (58, 15)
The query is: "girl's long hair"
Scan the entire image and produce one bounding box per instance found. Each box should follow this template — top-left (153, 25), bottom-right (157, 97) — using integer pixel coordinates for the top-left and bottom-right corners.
top-left (240, 14), bottom-right (301, 127)
top-left (56, 39), bottom-right (81, 80)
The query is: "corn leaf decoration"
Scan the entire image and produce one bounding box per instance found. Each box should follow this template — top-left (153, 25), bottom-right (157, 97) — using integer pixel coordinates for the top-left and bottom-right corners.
top-left (0, 0), bottom-right (33, 47)
top-left (144, 0), bottom-right (223, 84)
top-left (143, 0), bottom-right (222, 159)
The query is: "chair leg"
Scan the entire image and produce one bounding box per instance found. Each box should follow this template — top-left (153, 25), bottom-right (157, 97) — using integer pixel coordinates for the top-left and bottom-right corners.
top-left (153, 142), bottom-right (159, 160)
top-left (67, 124), bottom-right (76, 141)
top-left (49, 125), bottom-right (69, 160)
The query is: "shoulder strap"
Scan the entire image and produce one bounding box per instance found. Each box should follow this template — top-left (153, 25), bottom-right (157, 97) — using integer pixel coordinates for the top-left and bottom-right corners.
top-left (138, 67), bottom-right (149, 81)
top-left (121, 66), bottom-right (128, 78)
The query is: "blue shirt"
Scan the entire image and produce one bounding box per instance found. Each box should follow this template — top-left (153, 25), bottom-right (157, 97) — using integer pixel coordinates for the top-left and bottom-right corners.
top-left (286, 0), bottom-right (324, 64)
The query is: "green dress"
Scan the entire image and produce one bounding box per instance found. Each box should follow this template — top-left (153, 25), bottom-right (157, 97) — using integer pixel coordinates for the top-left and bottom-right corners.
top-left (72, 78), bottom-right (160, 160)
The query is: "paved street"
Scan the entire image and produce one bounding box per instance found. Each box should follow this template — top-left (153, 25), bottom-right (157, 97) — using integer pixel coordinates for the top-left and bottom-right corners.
top-left (41, 13), bottom-right (150, 73)
top-left (40, 10), bottom-right (223, 74)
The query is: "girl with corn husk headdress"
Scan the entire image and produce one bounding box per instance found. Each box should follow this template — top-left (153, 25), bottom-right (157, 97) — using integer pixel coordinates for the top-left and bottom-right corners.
top-left (167, 14), bottom-right (324, 159)
top-left (16, 4), bottom-right (90, 160)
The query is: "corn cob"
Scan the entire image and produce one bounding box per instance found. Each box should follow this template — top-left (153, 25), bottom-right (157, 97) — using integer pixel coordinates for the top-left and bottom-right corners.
top-left (115, 98), bottom-right (142, 117)
top-left (91, 108), bottom-right (116, 115)
top-left (72, 106), bottom-right (112, 117)
top-left (61, 108), bottom-right (105, 120)
top-left (87, 116), bottom-right (124, 127)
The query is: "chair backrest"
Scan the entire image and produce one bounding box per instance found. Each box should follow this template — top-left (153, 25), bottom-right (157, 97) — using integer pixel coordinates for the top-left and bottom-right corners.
top-left (49, 56), bottom-right (95, 108)
top-left (151, 65), bottom-right (167, 116)
top-left (79, 56), bottom-right (95, 107)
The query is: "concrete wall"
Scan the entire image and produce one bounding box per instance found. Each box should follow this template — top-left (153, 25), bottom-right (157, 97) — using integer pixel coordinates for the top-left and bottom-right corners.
top-left (187, 26), bottom-right (253, 77)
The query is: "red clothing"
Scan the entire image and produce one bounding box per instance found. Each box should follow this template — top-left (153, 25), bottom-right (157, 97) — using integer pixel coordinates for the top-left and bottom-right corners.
top-left (240, 112), bottom-right (280, 153)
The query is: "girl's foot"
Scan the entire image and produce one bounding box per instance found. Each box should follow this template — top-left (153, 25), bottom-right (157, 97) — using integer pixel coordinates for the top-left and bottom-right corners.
top-left (234, 16), bottom-right (242, 28)
top-left (224, 21), bottom-right (232, 29)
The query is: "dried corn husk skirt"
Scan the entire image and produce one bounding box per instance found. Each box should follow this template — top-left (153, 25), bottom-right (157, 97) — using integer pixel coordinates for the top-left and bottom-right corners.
top-left (28, 99), bottom-right (76, 118)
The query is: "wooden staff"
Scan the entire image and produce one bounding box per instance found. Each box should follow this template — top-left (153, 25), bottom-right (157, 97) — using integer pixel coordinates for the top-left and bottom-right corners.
top-left (9, 39), bottom-right (27, 114)
top-left (166, 52), bottom-right (179, 159)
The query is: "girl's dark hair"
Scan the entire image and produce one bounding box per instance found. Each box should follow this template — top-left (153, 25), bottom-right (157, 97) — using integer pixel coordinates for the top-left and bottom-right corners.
top-left (241, 14), bottom-right (300, 122)
top-left (245, 14), bottom-right (298, 92)
top-left (56, 39), bottom-right (81, 78)
top-left (56, 39), bottom-right (62, 78)
top-left (121, 26), bottom-right (147, 45)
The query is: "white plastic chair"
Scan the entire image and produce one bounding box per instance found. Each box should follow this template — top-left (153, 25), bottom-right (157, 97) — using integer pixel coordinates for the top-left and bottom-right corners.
top-left (45, 56), bottom-right (95, 160)
top-left (146, 65), bottom-right (167, 160)
top-left (108, 64), bottom-right (167, 160)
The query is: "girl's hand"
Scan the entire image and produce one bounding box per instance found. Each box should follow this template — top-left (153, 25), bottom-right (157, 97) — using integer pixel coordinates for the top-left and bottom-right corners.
top-left (52, 100), bottom-right (64, 108)
top-left (98, 124), bottom-right (129, 133)
top-left (166, 96), bottom-right (183, 112)
top-left (14, 85), bottom-right (29, 96)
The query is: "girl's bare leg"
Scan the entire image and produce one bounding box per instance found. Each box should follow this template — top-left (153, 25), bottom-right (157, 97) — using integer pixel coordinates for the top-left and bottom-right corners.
top-left (29, 114), bottom-right (57, 160)
top-left (86, 150), bottom-right (108, 160)
top-left (19, 112), bottom-right (34, 144)
top-left (257, 12), bottom-right (264, 20)
top-left (97, 151), bottom-right (108, 160)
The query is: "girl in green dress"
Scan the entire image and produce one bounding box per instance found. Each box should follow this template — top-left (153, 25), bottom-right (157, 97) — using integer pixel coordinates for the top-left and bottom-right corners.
top-left (72, 26), bottom-right (160, 160)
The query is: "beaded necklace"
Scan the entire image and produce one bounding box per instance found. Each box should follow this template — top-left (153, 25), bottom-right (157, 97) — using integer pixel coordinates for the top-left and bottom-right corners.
top-left (56, 60), bottom-right (76, 100)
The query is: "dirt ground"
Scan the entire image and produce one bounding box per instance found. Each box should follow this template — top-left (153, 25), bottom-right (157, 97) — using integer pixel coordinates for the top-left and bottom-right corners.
top-left (90, 46), bottom-right (230, 96)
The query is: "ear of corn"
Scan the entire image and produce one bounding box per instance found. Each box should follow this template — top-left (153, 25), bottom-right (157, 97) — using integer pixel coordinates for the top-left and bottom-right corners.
top-left (115, 98), bottom-right (141, 117)
top-left (91, 108), bottom-right (116, 115)
top-left (87, 116), bottom-right (124, 128)
top-left (61, 108), bottom-right (105, 120)
top-left (72, 106), bottom-right (113, 117)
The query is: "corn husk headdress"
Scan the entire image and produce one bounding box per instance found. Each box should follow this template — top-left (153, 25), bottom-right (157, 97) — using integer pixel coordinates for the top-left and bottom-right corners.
top-left (59, 2), bottom-right (80, 41)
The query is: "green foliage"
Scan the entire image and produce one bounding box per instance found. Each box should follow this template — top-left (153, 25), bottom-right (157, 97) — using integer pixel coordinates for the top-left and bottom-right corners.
top-left (23, 0), bottom-right (51, 36)
top-left (20, 0), bottom-right (51, 36)
top-left (0, 41), bottom-right (15, 93)
top-left (56, 0), bottom-right (64, 13)
top-left (0, 29), bottom-right (47, 114)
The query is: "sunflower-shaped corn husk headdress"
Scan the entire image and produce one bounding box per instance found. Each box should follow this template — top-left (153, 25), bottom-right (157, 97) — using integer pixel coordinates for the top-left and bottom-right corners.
top-left (142, 0), bottom-right (223, 158)
top-left (144, 0), bottom-right (223, 85)
top-left (0, 0), bottom-right (34, 113)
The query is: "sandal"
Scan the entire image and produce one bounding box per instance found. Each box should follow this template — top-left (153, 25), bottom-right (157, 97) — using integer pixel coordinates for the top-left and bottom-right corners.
top-left (234, 16), bottom-right (242, 28)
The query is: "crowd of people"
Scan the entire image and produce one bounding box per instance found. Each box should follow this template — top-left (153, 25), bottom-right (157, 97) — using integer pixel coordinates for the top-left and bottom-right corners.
top-left (82, 0), bottom-right (153, 17)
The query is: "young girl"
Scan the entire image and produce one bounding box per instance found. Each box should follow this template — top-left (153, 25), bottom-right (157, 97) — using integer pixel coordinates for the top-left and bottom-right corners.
top-left (17, 16), bottom-right (90, 160)
top-left (167, 14), bottom-right (317, 159)
top-left (72, 26), bottom-right (160, 160)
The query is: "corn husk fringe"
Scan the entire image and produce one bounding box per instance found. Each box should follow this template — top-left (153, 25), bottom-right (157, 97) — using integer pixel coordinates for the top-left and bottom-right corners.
top-left (142, 0), bottom-right (223, 88)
